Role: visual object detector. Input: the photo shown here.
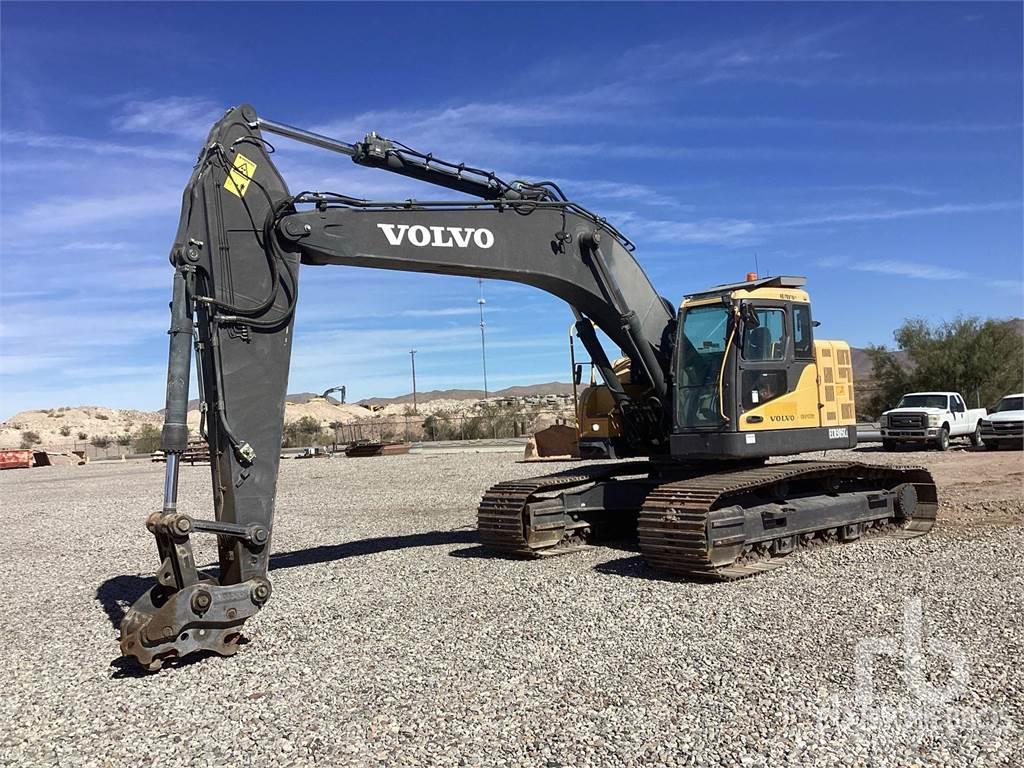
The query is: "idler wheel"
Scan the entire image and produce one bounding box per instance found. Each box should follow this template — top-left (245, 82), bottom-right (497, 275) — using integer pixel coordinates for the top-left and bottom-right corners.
top-left (894, 483), bottom-right (919, 521)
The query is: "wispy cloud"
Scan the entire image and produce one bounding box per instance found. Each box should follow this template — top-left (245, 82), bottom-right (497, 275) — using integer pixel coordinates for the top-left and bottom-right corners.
top-left (112, 96), bottom-right (223, 138)
top-left (5, 189), bottom-right (180, 239)
top-left (615, 26), bottom-right (848, 88)
top-left (399, 307), bottom-right (499, 318)
top-left (1, 130), bottom-right (185, 160)
top-left (627, 215), bottom-right (759, 247)
top-left (778, 201), bottom-right (1021, 227)
top-left (664, 114), bottom-right (1020, 134)
top-left (619, 199), bottom-right (1021, 248)
top-left (849, 260), bottom-right (970, 281)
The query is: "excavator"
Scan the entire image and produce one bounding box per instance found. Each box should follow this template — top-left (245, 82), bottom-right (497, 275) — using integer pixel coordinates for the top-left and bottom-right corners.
top-left (120, 104), bottom-right (937, 669)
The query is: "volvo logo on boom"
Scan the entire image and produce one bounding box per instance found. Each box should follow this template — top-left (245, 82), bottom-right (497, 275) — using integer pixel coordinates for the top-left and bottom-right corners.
top-left (377, 223), bottom-right (494, 249)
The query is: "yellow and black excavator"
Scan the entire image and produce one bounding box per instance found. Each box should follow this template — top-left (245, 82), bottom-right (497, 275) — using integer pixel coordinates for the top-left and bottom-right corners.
top-left (120, 105), bottom-right (936, 669)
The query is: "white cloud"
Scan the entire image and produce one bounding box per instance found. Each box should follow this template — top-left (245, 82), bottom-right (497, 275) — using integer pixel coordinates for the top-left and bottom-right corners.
top-left (641, 217), bottom-right (760, 246)
top-left (849, 260), bottom-right (970, 281)
top-left (399, 307), bottom-right (499, 318)
top-left (3, 190), bottom-right (180, 240)
top-left (779, 201), bottom-right (1021, 227)
top-left (1, 130), bottom-right (185, 160)
top-left (113, 96), bottom-right (223, 138)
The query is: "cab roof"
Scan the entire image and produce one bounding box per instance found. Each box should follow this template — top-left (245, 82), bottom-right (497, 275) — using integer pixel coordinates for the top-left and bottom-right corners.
top-left (684, 275), bottom-right (807, 301)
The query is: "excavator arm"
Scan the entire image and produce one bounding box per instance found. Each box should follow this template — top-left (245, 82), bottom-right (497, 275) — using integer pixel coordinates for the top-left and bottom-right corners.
top-left (120, 104), bottom-right (675, 668)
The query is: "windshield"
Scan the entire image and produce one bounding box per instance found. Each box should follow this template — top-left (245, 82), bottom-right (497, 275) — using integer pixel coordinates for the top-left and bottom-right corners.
top-left (994, 396), bottom-right (1024, 413)
top-left (676, 305), bottom-right (730, 429)
top-left (896, 394), bottom-right (949, 409)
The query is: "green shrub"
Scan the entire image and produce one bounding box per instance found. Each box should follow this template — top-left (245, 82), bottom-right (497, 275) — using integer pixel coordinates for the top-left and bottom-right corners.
top-left (133, 424), bottom-right (162, 454)
top-left (282, 416), bottom-right (329, 447)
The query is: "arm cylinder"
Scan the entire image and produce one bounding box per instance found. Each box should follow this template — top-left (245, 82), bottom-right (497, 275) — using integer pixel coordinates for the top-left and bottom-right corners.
top-left (161, 267), bottom-right (193, 454)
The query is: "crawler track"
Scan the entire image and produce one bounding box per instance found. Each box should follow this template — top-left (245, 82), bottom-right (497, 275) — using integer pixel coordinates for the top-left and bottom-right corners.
top-left (639, 461), bottom-right (937, 580)
top-left (477, 461), bottom-right (651, 555)
top-left (477, 460), bottom-right (937, 579)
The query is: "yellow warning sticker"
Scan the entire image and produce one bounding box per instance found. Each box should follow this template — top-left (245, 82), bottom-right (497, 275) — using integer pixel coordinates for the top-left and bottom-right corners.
top-left (224, 152), bottom-right (257, 198)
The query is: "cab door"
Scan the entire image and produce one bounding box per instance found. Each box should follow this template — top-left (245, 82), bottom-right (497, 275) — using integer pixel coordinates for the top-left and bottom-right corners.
top-left (735, 302), bottom-right (818, 431)
top-left (950, 394), bottom-right (967, 432)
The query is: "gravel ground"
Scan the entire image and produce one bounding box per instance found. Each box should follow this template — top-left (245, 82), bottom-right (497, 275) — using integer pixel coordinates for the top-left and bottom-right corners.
top-left (1, 446), bottom-right (1022, 767)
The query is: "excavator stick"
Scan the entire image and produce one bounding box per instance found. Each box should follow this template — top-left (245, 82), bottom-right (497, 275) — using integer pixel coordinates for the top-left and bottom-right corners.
top-left (121, 107), bottom-right (299, 669)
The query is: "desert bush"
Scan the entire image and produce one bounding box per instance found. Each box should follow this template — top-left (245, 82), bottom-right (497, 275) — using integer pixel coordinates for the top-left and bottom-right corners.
top-left (421, 409), bottom-right (460, 441)
top-left (77, 431), bottom-right (88, 441)
top-left (282, 416), bottom-right (329, 447)
top-left (20, 430), bottom-right (42, 448)
top-left (116, 433), bottom-right (132, 446)
top-left (90, 435), bottom-right (113, 448)
top-left (95, 413), bottom-right (110, 421)
top-left (133, 424), bottom-right (162, 454)
top-left (59, 425), bottom-right (72, 437)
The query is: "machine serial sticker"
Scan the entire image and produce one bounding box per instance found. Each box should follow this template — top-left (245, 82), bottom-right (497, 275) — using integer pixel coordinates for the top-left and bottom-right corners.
top-left (745, 434), bottom-right (756, 444)
top-left (224, 152), bottom-right (258, 198)
top-left (829, 427), bottom-right (849, 439)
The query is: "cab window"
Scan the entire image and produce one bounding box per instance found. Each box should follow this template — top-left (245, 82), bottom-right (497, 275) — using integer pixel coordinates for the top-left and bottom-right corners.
top-left (742, 308), bottom-right (786, 361)
top-left (792, 304), bottom-right (813, 359)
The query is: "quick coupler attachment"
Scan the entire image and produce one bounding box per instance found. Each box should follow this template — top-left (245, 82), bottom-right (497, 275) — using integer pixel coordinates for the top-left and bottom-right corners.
top-left (119, 511), bottom-right (273, 671)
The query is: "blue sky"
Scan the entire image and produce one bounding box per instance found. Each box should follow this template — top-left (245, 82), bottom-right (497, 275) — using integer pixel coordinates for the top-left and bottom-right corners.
top-left (1, 2), bottom-right (1021, 417)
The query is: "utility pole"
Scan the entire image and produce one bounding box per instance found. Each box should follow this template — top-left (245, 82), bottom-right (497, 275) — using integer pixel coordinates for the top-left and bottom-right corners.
top-left (478, 279), bottom-right (489, 398)
top-left (409, 349), bottom-right (418, 413)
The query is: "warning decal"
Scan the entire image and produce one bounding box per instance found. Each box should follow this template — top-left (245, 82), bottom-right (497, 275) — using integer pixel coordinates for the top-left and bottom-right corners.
top-left (224, 152), bottom-right (257, 198)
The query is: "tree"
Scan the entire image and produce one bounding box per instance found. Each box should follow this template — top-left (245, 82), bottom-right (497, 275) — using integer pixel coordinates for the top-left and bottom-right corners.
top-left (133, 424), bottom-right (162, 454)
top-left (283, 416), bottom-right (328, 447)
top-left (116, 433), bottom-right (133, 446)
top-left (90, 435), bottom-right (113, 448)
top-left (865, 316), bottom-right (1023, 417)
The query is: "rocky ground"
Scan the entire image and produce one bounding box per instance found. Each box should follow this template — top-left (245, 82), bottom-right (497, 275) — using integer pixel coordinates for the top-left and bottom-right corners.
top-left (0, 446), bottom-right (1021, 767)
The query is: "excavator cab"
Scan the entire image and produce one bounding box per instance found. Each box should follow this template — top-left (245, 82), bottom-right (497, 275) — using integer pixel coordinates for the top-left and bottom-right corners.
top-left (670, 275), bottom-right (857, 459)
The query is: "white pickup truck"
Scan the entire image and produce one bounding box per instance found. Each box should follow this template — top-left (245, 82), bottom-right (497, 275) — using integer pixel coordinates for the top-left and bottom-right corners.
top-left (879, 391), bottom-right (987, 451)
top-left (980, 392), bottom-right (1024, 450)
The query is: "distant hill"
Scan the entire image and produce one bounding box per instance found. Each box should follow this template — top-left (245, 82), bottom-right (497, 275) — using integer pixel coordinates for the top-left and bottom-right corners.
top-left (282, 392), bottom-right (345, 405)
top-left (357, 381), bottom-right (574, 407)
top-left (181, 392), bottom-right (343, 411)
top-left (356, 352), bottom-right (891, 407)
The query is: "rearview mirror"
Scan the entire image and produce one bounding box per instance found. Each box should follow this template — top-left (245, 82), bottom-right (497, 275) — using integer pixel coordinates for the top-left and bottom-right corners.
top-left (574, 363), bottom-right (584, 386)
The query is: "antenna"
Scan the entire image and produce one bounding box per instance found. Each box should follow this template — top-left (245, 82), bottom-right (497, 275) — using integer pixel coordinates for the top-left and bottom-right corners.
top-left (753, 252), bottom-right (760, 279)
